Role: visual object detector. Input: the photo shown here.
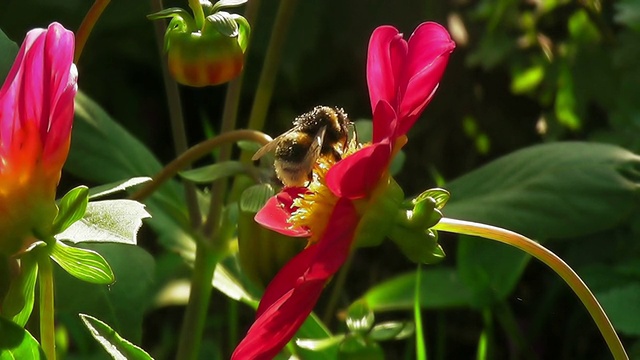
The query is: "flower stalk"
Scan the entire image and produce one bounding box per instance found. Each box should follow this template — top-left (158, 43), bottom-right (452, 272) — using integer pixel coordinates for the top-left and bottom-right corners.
top-left (37, 247), bottom-right (56, 360)
top-left (75, 0), bottom-right (111, 63)
top-left (433, 217), bottom-right (628, 360)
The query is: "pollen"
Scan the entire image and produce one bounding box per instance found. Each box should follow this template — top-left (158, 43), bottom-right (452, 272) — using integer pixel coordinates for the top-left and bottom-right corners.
top-left (287, 137), bottom-right (365, 245)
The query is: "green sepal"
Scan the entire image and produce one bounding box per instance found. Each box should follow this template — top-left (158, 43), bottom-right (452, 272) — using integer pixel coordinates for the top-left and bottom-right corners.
top-left (211, 0), bottom-right (248, 13)
top-left (52, 186), bottom-right (89, 235)
top-left (389, 226), bottom-right (445, 264)
top-left (1, 254), bottom-right (37, 327)
top-left (412, 187), bottom-right (449, 211)
top-left (206, 11), bottom-right (239, 37)
top-left (352, 177), bottom-right (404, 248)
top-left (49, 240), bottom-right (115, 284)
top-left (80, 314), bottom-right (153, 360)
top-left (345, 300), bottom-right (375, 334)
top-left (368, 321), bottom-right (415, 341)
top-left (231, 14), bottom-right (250, 52)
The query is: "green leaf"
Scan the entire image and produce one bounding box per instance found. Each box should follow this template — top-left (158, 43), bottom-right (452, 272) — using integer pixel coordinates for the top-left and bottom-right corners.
top-left (80, 314), bottom-right (153, 360)
top-left (0, 317), bottom-right (45, 359)
top-left (615, 0), bottom-right (640, 31)
top-left (346, 300), bottom-right (375, 333)
top-left (444, 142), bottom-right (640, 305)
top-left (179, 161), bottom-right (252, 183)
top-left (369, 322), bottom-right (415, 342)
top-left (597, 284), bottom-right (640, 336)
top-left (0, 29), bottom-right (18, 84)
top-left (213, 264), bottom-right (258, 306)
top-left (1, 254), bottom-right (38, 327)
top-left (53, 186), bottom-right (89, 234)
top-left (88, 177), bottom-right (152, 200)
top-left (55, 200), bottom-right (150, 245)
top-left (50, 240), bottom-right (115, 284)
top-left (362, 268), bottom-right (473, 311)
top-left (55, 243), bottom-right (155, 343)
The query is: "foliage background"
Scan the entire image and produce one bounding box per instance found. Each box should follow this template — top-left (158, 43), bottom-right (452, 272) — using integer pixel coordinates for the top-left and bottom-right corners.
top-left (1, 0), bottom-right (640, 359)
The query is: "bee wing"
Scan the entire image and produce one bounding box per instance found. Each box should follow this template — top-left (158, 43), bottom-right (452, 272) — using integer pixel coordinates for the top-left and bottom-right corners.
top-left (301, 125), bottom-right (327, 169)
top-left (251, 139), bottom-right (280, 161)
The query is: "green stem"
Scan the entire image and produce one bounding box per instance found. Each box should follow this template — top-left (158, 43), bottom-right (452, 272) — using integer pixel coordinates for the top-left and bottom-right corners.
top-left (74, 0), bottom-right (111, 63)
top-left (414, 264), bottom-right (427, 360)
top-left (129, 129), bottom-right (271, 202)
top-left (244, 0), bottom-right (297, 138)
top-left (37, 250), bottom-right (55, 360)
top-left (433, 217), bottom-right (628, 360)
top-left (175, 244), bottom-right (219, 360)
top-left (150, 0), bottom-right (202, 228)
top-left (188, 0), bottom-right (206, 30)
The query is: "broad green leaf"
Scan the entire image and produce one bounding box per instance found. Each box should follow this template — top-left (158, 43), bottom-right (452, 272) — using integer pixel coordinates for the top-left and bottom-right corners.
top-left (0, 29), bottom-right (18, 84)
top-left (444, 142), bottom-right (640, 306)
top-left (213, 264), bottom-right (258, 306)
top-left (0, 317), bottom-right (44, 359)
top-left (55, 243), bottom-right (154, 342)
top-left (1, 254), bottom-right (37, 327)
top-left (88, 177), bottom-right (152, 200)
top-left (80, 314), bottom-right (153, 360)
top-left (362, 268), bottom-right (473, 311)
top-left (369, 322), bottom-right (414, 341)
top-left (597, 284), bottom-right (640, 336)
top-left (53, 186), bottom-right (89, 234)
top-left (295, 314), bottom-right (336, 360)
top-left (50, 240), bottom-right (115, 284)
top-left (239, 184), bottom-right (275, 213)
top-left (179, 161), bottom-right (252, 183)
top-left (55, 200), bottom-right (150, 245)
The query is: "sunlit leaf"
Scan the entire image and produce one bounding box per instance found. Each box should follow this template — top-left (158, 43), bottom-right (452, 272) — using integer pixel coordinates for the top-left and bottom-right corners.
top-left (53, 186), bottom-right (89, 234)
top-left (1, 254), bottom-right (38, 327)
top-left (50, 240), bottom-right (115, 284)
top-left (0, 28), bottom-right (18, 83)
top-left (0, 317), bottom-right (44, 359)
top-left (55, 200), bottom-right (150, 245)
top-left (80, 314), bottom-right (153, 360)
top-left (88, 177), bottom-right (152, 200)
top-left (369, 321), bottom-right (415, 341)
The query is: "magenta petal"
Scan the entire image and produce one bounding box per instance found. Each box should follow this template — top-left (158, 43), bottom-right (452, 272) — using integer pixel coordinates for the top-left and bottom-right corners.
top-left (255, 188), bottom-right (311, 238)
top-left (397, 22), bottom-right (454, 124)
top-left (326, 142), bottom-right (392, 199)
top-left (367, 26), bottom-right (405, 113)
top-left (371, 100), bottom-right (397, 143)
top-left (234, 199), bottom-right (358, 360)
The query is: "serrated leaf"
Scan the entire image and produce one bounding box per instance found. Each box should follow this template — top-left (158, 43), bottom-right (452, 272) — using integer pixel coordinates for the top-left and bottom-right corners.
top-left (88, 177), bottom-right (152, 200)
top-left (0, 29), bottom-right (18, 84)
top-left (0, 317), bottom-right (45, 359)
top-left (207, 11), bottom-right (239, 37)
top-left (2, 254), bottom-right (38, 327)
top-left (50, 240), bottom-right (115, 284)
top-left (362, 268), bottom-right (473, 311)
top-left (80, 314), bottom-right (153, 360)
top-left (179, 161), bottom-right (250, 183)
top-left (239, 184), bottom-right (275, 213)
top-left (55, 200), bottom-right (150, 245)
top-left (53, 186), bottom-right (89, 234)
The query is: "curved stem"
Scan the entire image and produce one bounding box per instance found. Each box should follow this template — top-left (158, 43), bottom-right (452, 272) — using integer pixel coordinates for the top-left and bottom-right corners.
top-left (130, 129), bottom-right (271, 202)
top-left (433, 217), bottom-right (628, 360)
top-left (188, 0), bottom-right (205, 30)
top-left (150, 0), bottom-right (202, 228)
top-left (75, 0), bottom-right (111, 63)
top-left (37, 249), bottom-right (55, 360)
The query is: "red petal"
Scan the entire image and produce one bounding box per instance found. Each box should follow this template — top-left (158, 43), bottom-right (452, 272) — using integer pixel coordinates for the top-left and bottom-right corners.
top-left (366, 26), bottom-right (406, 113)
top-left (234, 199), bottom-right (358, 360)
top-left (255, 188), bottom-right (311, 237)
top-left (397, 22), bottom-right (454, 132)
top-left (371, 100), bottom-right (397, 144)
top-left (326, 142), bottom-right (392, 199)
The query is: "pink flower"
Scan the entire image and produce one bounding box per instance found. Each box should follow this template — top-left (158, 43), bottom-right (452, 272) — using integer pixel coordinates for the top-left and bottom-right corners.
top-left (233, 22), bottom-right (454, 359)
top-left (0, 23), bottom-right (77, 255)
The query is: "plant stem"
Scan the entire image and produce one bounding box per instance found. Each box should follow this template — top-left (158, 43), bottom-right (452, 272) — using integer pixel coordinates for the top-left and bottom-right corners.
top-left (150, 0), bottom-right (202, 229)
top-left (74, 0), bottom-right (111, 63)
top-left (37, 250), bottom-right (55, 360)
top-left (414, 264), bottom-right (427, 360)
top-left (433, 217), bottom-right (628, 360)
top-left (188, 0), bottom-right (206, 30)
top-left (175, 244), bottom-right (219, 360)
top-left (130, 129), bottom-right (271, 202)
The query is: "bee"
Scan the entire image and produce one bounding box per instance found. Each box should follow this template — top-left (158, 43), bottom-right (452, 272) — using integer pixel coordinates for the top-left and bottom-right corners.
top-left (252, 105), bottom-right (352, 187)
